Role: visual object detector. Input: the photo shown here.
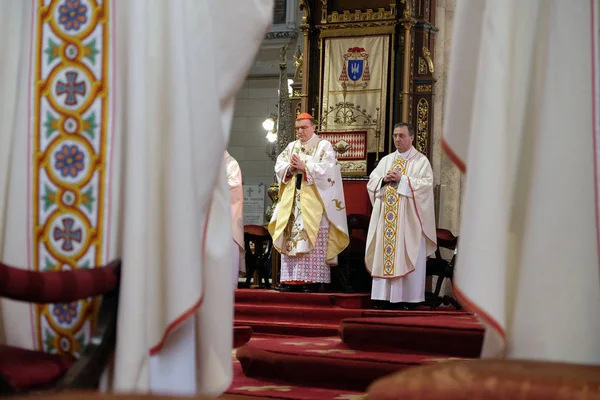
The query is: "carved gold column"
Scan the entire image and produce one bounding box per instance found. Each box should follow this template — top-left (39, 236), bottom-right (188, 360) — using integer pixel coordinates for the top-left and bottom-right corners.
top-left (401, 3), bottom-right (416, 122)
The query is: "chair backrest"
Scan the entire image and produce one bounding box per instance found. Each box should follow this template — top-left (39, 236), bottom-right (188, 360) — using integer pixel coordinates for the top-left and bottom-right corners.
top-left (244, 225), bottom-right (272, 260)
top-left (347, 214), bottom-right (370, 236)
top-left (0, 260), bottom-right (120, 303)
top-left (436, 228), bottom-right (458, 250)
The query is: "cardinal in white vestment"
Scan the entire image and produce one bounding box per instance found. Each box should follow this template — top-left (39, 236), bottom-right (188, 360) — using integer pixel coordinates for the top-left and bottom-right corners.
top-left (366, 123), bottom-right (437, 308)
top-left (268, 113), bottom-right (350, 293)
top-left (443, 0), bottom-right (600, 363)
top-left (0, 0), bottom-right (273, 395)
top-left (226, 151), bottom-right (245, 288)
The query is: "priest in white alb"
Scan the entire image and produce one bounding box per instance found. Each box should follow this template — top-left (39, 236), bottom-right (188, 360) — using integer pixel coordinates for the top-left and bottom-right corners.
top-left (366, 123), bottom-right (437, 309)
top-left (226, 151), bottom-right (245, 289)
top-left (269, 113), bottom-right (349, 293)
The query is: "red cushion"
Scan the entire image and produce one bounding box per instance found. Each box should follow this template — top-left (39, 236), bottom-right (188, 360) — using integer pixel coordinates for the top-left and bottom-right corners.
top-left (0, 345), bottom-right (75, 390)
top-left (0, 261), bottom-right (119, 304)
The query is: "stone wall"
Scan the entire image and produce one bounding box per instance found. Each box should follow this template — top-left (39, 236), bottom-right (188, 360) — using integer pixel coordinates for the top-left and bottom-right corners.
top-left (431, 0), bottom-right (461, 235)
top-left (228, 78), bottom-right (280, 188)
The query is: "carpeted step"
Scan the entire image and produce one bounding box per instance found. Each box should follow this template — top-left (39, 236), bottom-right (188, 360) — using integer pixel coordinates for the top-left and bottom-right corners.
top-left (227, 351), bottom-right (364, 399)
top-left (235, 289), bottom-right (371, 309)
top-left (235, 303), bottom-right (368, 325)
top-left (235, 319), bottom-right (340, 337)
top-left (234, 326), bottom-right (253, 348)
top-left (340, 315), bottom-right (484, 358)
top-left (360, 309), bottom-right (468, 317)
top-left (236, 336), bottom-right (458, 392)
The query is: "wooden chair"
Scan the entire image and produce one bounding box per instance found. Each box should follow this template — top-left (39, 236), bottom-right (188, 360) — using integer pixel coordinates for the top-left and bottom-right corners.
top-left (243, 225), bottom-right (272, 289)
top-left (334, 214), bottom-right (372, 293)
top-left (0, 260), bottom-right (120, 395)
top-left (425, 229), bottom-right (461, 309)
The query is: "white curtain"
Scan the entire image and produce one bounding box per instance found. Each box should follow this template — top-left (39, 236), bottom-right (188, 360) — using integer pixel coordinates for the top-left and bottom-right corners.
top-left (443, 0), bottom-right (600, 364)
top-left (0, 0), bottom-right (273, 395)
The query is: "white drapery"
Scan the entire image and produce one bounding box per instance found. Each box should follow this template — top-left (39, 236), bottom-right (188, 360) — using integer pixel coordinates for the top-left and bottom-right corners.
top-left (0, 0), bottom-right (273, 395)
top-left (443, 0), bottom-right (600, 364)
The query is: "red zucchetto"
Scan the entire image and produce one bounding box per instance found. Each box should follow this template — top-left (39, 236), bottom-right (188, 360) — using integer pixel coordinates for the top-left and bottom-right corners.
top-left (296, 112), bottom-right (313, 120)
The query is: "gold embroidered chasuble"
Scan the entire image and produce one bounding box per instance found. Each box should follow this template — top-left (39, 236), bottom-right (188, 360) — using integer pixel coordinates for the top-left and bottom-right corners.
top-left (365, 147), bottom-right (437, 278)
top-left (269, 135), bottom-right (349, 264)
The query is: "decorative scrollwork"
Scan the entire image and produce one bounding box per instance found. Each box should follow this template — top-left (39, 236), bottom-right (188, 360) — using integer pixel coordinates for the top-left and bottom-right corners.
top-left (322, 0), bottom-right (396, 24)
top-left (418, 57), bottom-right (427, 74)
top-left (319, 21), bottom-right (397, 31)
top-left (321, 102), bottom-right (379, 127)
top-left (293, 46), bottom-right (303, 81)
top-left (328, 8), bottom-right (395, 23)
top-left (416, 98), bottom-right (429, 154)
top-left (422, 47), bottom-right (434, 73)
top-left (338, 160), bottom-right (367, 176)
top-left (416, 84), bottom-right (432, 93)
top-left (265, 31), bottom-right (299, 40)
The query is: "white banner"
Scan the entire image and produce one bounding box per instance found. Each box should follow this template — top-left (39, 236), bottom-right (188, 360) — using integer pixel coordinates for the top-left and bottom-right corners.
top-left (321, 35), bottom-right (390, 153)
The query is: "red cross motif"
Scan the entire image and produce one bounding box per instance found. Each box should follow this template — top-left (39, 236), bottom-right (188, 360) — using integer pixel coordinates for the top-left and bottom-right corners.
top-left (53, 217), bottom-right (83, 252)
top-left (56, 71), bottom-right (86, 106)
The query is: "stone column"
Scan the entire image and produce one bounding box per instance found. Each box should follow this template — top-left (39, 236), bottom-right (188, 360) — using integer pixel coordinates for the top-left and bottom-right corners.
top-left (431, 0), bottom-right (461, 235)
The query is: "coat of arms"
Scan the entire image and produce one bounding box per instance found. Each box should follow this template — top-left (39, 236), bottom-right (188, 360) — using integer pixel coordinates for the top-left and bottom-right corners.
top-left (339, 47), bottom-right (371, 89)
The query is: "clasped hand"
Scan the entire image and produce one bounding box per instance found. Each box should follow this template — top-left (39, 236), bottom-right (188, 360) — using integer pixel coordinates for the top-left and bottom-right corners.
top-left (384, 169), bottom-right (402, 183)
top-left (290, 154), bottom-right (306, 172)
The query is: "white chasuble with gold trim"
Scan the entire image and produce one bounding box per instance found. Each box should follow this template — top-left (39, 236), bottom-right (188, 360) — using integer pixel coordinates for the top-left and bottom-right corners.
top-left (269, 136), bottom-right (349, 264)
top-left (366, 148), bottom-right (437, 278)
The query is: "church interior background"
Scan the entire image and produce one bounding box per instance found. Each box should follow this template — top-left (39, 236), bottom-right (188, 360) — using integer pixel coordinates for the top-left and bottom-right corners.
top-left (229, 0), bottom-right (462, 239)
top-left (3, 0), bottom-right (599, 398)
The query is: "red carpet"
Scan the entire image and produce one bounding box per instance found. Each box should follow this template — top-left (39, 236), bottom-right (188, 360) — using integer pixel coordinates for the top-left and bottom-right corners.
top-left (233, 326), bottom-right (253, 348)
top-left (340, 315), bottom-right (484, 357)
top-left (235, 289), bottom-right (372, 309)
top-left (234, 289), bottom-right (463, 336)
top-left (228, 349), bottom-right (364, 399)
top-left (236, 336), bottom-right (464, 392)
top-left (235, 319), bottom-right (340, 337)
top-left (228, 289), bottom-right (481, 398)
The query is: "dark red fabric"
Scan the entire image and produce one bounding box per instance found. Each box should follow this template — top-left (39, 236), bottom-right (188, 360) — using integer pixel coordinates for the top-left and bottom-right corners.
top-left (233, 326), bottom-right (253, 348)
top-left (234, 290), bottom-right (467, 337)
top-left (0, 260), bottom-right (119, 303)
top-left (227, 358), bottom-right (365, 399)
top-left (235, 289), bottom-right (372, 309)
top-left (236, 337), bottom-right (435, 392)
top-left (0, 345), bottom-right (74, 390)
top-left (342, 315), bottom-right (484, 330)
top-left (236, 303), bottom-right (367, 324)
top-left (340, 316), bottom-right (484, 358)
top-left (244, 225), bottom-right (269, 236)
top-left (342, 180), bottom-right (370, 216)
top-left (235, 319), bottom-right (340, 337)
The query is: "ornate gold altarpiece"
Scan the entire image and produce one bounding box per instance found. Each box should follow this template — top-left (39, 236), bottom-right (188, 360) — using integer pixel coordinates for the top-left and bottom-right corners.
top-left (292, 0), bottom-right (437, 177)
